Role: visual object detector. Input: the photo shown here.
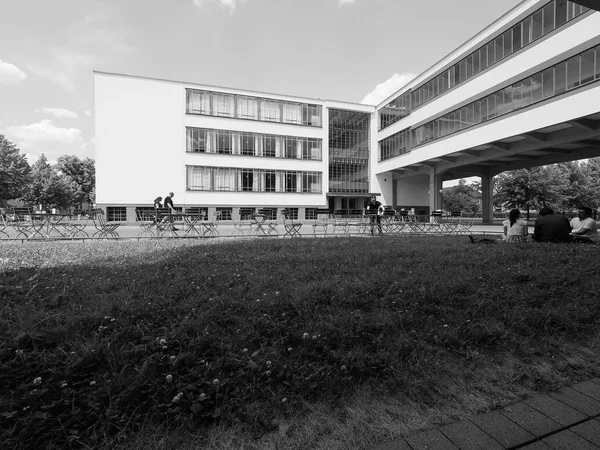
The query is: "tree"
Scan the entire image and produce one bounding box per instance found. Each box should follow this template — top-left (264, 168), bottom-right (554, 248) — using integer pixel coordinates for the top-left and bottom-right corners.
top-left (442, 179), bottom-right (480, 213)
top-left (22, 155), bottom-right (73, 210)
top-left (56, 155), bottom-right (95, 208)
top-left (0, 135), bottom-right (31, 204)
top-left (495, 165), bottom-right (571, 217)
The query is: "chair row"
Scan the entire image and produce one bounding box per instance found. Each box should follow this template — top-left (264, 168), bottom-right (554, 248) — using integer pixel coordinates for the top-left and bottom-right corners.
top-left (0, 207), bottom-right (120, 240)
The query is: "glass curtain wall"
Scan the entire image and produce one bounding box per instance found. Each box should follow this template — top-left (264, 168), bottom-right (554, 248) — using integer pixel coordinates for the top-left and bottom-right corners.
top-left (328, 109), bottom-right (370, 194)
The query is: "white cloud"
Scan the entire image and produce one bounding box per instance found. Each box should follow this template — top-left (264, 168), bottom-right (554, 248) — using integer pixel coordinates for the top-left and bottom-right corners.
top-left (2, 120), bottom-right (93, 162)
top-left (193, 0), bottom-right (248, 15)
top-left (0, 60), bottom-right (27, 85)
top-left (361, 73), bottom-right (416, 106)
top-left (35, 107), bottom-right (79, 119)
top-left (338, 0), bottom-right (357, 5)
top-left (84, 110), bottom-right (92, 117)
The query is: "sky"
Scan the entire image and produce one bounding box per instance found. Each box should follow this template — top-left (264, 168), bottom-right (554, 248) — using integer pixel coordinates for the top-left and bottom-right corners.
top-left (0, 0), bottom-right (522, 165)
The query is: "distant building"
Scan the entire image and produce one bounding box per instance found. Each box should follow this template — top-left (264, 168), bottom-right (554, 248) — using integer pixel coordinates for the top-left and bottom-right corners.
top-left (95, 0), bottom-right (600, 223)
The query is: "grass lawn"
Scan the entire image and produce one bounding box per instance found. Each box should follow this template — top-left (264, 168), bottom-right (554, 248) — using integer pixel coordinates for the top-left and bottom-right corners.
top-left (1, 237), bottom-right (599, 449)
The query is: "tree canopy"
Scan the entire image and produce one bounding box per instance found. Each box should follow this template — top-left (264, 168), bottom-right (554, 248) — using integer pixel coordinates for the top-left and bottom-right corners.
top-left (0, 135), bottom-right (31, 204)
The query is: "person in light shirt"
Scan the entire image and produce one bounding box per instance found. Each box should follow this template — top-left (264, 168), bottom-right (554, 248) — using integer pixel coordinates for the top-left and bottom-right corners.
top-left (570, 206), bottom-right (597, 243)
top-left (502, 209), bottom-right (528, 243)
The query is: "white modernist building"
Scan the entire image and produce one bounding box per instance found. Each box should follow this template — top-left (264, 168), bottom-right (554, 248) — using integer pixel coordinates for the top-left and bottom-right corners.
top-left (95, 0), bottom-right (600, 224)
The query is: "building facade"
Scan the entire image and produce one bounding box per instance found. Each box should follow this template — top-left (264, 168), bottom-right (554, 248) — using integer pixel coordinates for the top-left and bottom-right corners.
top-left (95, 0), bottom-right (600, 223)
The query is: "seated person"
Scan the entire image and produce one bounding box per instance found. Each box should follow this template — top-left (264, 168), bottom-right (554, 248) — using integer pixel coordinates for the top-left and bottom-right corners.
top-left (503, 208), bottom-right (528, 243)
top-left (532, 207), bottom-right (571, 243)
top-left (570, 206), bottom-right (597, 243)
top-left (153, 196), bottom-right (163, 208)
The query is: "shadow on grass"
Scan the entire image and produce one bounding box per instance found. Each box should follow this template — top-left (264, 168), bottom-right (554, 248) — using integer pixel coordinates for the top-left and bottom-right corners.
top-left (1, 237), bottom-right (599, 449)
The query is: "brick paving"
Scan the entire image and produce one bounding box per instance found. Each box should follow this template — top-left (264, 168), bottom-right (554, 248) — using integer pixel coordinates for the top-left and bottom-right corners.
top-left (372, 378), bottom-right (600, 449)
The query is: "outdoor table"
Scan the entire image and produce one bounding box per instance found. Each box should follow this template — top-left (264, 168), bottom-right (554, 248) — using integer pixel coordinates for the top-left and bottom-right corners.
top-left (251, 214), bottom-right (268, 235)
top-left (182, 213), bottom-right (205, 237)
top-left (29, 213), bottom-right (72, 239)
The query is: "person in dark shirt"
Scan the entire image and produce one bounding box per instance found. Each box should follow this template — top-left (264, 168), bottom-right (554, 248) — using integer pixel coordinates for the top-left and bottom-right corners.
top-left (532, 207), bottom-right (571, 243)
top-left (153, 196), bottom-right (163, 208)
top-left (162, 192), bottom-right (178, 231)
top-left (164, 192), bottom-right (175, 212)
top-left (366, 195), bottom-right (384, 236)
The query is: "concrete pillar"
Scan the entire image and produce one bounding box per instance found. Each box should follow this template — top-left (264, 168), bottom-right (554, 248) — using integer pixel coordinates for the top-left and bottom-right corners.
top-left (392, 179), bottom-right (397, 208)
top-left (428, 169), bottom-right (443, 211)
top-left (481, 172), bottom-right (494, 225)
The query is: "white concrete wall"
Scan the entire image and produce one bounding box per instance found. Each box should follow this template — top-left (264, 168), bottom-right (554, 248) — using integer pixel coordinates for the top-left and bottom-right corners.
top-left (95, 72), bottom-right (339, 208)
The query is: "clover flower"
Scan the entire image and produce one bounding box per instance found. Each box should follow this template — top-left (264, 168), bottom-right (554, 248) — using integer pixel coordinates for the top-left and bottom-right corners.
top-left (287, 347), bottom-right (293, 352)
top-left (32, 377), bottom-right (42, 386)
top-left (213, 379), bottom-right (219, 385)
top-left (170, 355), bottom-right (176, 361)
top-left (172, 392), bottom-right (183, 403)
top-left (15, 349), bottom-right (24, 356)
top-left (266, 360), bottom-right (272, 367)
top-left (166, 374), bottom-right (173, 383)
top-left (61, 382), bottom-right (68, 388)
top-left (159, 338), bottom-right (167, 345)
top-left (302, 333), bottom-right (309, 339)
top-left (282, 398), bottom-right (288, 403)
top-left (199, 393), bottom-right (207, 401)
top-left (90, 381), bottom-right (96, 386)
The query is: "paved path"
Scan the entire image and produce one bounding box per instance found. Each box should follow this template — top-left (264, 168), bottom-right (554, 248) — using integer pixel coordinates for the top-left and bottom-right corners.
top-left (372, 378), bottom-right (600, 450)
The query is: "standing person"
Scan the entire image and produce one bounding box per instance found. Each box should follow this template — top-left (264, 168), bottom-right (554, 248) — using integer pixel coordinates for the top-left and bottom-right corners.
top-left (164, 192), bottom-right (175, 212)
top-left (532, 207), bottom-right (571, 243)
top-left (502, 209), bottom-right (528, 243)
top-left (570, 206), bottom-right (597, 243)
top-left (162, 192), bottom-right (178, 231)
top-left (366, 195), bottom-right (384, 236)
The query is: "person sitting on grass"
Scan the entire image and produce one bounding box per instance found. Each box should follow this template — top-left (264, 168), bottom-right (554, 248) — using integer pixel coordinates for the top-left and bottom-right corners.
top-left (532, 207), bottom-right (571, 243)
top-left (503, 209), bottom-right (528, 243)
top-left (570, 206), bottom-right (597, 243)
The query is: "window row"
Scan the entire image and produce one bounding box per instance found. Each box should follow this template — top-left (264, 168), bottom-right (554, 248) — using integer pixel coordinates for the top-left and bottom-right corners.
top-left (411, 45), bottom-right (600, 147)
top-left (379, 91), bottom-right (411, 130)
top-left (186, 166), bottom-right (323, 193)
top-left (186, 89), bottom-right (322, 127)
top-left (379, 0), bottom-right (588, 131)
top-left (379, 128), bottom-right (411, 162)
top-left (186, 127), bottom-right (322, 160)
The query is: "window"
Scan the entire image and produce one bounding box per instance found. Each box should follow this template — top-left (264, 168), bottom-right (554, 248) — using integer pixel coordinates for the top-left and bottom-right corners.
top-left (521, 78), bottom-right (532, 106)
top-left (261, 99), bottom-right (281, 122)
top-left (213, 93), bottom-right (235, 117)
top-left (216, 131), bottom-right (232, 154)
top-left (240, 132), bottom-right (255, 156)
top-left (263, 135), bottom-right (277, 157)
top-left (596, 47), bottom-right (600, 79)
top-left (282, 102), bottom-right (302, 125)
top-left (503, 86), bottom-right (514, 114)
top-left (302, 172), bottom-right (321, 193)
top-left (543, 2), bottom-right (555, 34)
top-left (487, 41), bottom-right (496, 65)
top-left (542, 67), bottom-right (555, 98)
top-left (284, 137), bottom-right (297, 159)
top-left (241, 169), bottom-right (254, 191)
top-left (107, 207), bottom-right (126, 222)
top-left (303, 104), bottom-right (322, 126)
top-left (473, 49), bottom-right (481, 74)
top-left (555, 61), bottom-right (567, 94)
top-left (186, 128), bottom-right (207, 152)
top-left (186, 90), bottom-right (210, 114)
top-left (503, 29), bottom-right (512, 57)
top-left (187, 166), bottom-right (211, 190)
top-left (481, 46), bottom-right (488, 70)
top-left (303, 138), bottom-right (321, 160)
top-left (556, 0), bottom-right (568, 27)
top-left (581, 48), bottom-right (595, 84)
top-left (531, 73), bottom-right (543, 102)
top-left (480, 97), bottom-right (488, 122)
top-left (512, 23), bottom-right (522, 52)
top-left (522, 16), bottom-right (532, 47)
top-left (284, 172), bottom-right (297, 192)
top-left (494, 35), bottom-right (504, 62)
top-left (566, 55), bottom-right (580, 90)
top-left (466, 54), bottom-right (474, 78)
top-left (488, 93), bottom-right (497, 119)
top-left (532, 10), bottom-right (543, 41)
top-left (214, 168), bottom-right (236, 191)
top-left (265, 171), bottom-right (276, 192)
top-left (237, 96), bottom-right (258, 120)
